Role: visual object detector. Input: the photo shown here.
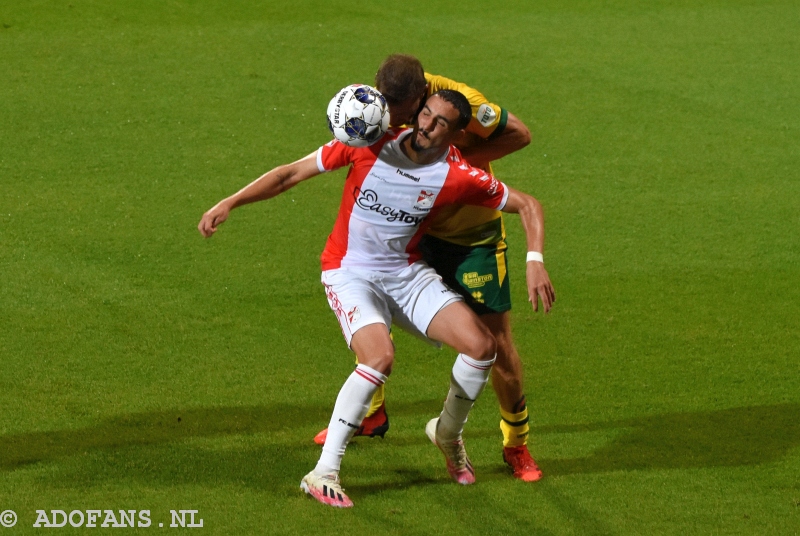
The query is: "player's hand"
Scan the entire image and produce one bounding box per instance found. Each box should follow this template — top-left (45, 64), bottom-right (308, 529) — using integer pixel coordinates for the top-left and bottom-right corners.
top-left (526, 261), bottom-right (555, 313)
top-left (197, 201), bottom-right (231, 238)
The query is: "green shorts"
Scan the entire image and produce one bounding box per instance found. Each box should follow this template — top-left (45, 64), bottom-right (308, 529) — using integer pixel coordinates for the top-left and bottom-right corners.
top-left (418, 234), bottom-right (512, 316)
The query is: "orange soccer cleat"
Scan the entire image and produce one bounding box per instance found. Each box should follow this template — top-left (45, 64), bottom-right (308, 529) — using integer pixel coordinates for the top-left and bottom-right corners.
top-left (313, 402), bottom-right (390, 445)
top-left (502, 445), bottom-right (543, 482)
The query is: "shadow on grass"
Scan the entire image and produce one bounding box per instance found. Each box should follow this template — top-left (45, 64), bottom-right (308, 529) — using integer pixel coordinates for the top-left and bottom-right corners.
top-left (0, 404), bottom-right (324, 471)
top-left (534, 403), bottom-right (800, 476)
top-left (2, 402), bottom-right (797, 479)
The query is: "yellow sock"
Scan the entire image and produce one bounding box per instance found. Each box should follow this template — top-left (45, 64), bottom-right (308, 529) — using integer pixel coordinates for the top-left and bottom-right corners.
top-left (500, 406), bottom-right (529, 448)
top-left (364, 384), bottom-right (385, 418)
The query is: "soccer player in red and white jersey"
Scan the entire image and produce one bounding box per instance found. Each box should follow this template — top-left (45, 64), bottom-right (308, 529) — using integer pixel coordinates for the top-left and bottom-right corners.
top-left (198, 90), bottom-right (555, 508)
top-left (314, 56), bottom-right (547, 484)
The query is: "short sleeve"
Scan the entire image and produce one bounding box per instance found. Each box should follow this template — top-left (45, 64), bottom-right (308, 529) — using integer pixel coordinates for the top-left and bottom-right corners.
top-left (317, 139), bottom-right (356, 172)
top-left (438, 159), bottom-right (509, 211)
top-left (461, 171), bottom-right (508, 210)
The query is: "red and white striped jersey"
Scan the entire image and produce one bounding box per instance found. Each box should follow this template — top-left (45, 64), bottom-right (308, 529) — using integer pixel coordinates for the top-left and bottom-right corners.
top-left (316, 129), bottom-right (508, 272)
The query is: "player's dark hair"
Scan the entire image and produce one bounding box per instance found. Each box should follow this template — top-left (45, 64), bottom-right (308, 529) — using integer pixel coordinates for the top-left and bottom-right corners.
top-left (432, 89), bottom-right (472, 130)
top-left (375, 54), bottom-right (427, 105)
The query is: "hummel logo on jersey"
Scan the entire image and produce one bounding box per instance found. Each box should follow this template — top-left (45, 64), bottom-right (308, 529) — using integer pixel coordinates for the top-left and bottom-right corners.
top-left (354, 187), bottom-right (425, 225)
top-left (396, 168), bottom-right (421, 182)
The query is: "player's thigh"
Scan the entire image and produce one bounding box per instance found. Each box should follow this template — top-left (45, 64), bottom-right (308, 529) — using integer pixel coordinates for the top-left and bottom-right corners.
top-left (426, 300), bottom-right (496, 361)
top-left (385, 262), bottom-right (461, 343)
top-left (419, 235), bottom-right (512, 316)
top-left (321, 269), bottom-right (392, 349)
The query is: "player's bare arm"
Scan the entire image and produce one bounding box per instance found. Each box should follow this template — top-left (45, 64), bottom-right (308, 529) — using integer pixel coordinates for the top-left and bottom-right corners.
top-left (198, 152), bottom-right (320, 238)
top-left (501, 187), bottom-right (556, 313)
top-left (459, 113), bottom-right (532, 168)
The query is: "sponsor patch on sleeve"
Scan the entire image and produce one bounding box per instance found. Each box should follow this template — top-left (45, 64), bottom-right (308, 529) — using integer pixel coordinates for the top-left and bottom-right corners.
top-left (477, 103), bottom-right (498, 127)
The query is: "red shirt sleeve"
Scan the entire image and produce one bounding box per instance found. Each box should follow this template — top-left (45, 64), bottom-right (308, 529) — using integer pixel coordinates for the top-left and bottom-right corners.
top-left (436, 156), bottom-right (509, 210)
top-left (317, 139), bottom-right (357, 172)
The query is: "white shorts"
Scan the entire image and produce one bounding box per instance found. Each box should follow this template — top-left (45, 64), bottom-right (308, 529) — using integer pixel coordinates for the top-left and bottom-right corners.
top-left (321, 262), bottom-right (463, 347)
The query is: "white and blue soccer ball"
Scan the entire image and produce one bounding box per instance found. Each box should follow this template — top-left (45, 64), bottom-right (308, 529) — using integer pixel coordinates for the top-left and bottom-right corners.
top-left (326, 84), bottom-right (390, 147)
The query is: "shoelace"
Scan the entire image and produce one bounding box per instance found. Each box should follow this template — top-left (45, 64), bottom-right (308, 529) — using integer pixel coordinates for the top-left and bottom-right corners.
top-left (320, 474), bottom-right (346, 491)
top-left (508, 448), bottom-right (537, 468)
top-left (441, 438), bottom-right (468, 468)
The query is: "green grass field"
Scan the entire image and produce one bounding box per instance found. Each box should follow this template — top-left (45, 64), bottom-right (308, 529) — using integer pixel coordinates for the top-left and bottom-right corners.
top-left (1, 0), bottom-right (799, 533)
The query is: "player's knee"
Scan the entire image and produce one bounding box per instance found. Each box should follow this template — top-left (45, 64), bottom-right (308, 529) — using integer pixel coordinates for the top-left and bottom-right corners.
top-left (465, 331), bottom-right (496, 362)
top-left (361, 349), bottom-right (395, 376)
top-left (482, 335), bottom-right (498, 361)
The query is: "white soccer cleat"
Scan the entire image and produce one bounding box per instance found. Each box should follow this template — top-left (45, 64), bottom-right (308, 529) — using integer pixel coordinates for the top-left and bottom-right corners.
top-left (300, 471), bottom-right (354, 508)
top-left (425, 417), bottom-right (476, 485)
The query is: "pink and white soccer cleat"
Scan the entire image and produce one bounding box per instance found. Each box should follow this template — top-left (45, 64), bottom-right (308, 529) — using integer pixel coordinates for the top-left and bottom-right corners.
top-left (425, 417), bottom-right (475, 485)
top-left (300, 471), bottom-right (354, 508)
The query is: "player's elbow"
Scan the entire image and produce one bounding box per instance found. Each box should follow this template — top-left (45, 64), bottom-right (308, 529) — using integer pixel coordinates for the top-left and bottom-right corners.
top-left (518, 194), bottom-right (541, 221)
top-left (503, 190), bottom-right (540, 217)
top-left (505, 113), bottom-right (532, 150)
top-left (276, 164), bottom-right (300, 192)
top-left (515, 124), bottom-right (532, 149)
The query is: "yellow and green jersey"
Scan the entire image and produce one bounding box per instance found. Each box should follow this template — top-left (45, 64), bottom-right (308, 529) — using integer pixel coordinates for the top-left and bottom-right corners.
top-left (423, 73), bottom-right (509, 247)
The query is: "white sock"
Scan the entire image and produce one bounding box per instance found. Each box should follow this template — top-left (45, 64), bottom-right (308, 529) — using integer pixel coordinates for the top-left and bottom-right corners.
top-left (437, 353), bottom-right (495, 442)
top-left (315, 364), bottom-right (387, 474)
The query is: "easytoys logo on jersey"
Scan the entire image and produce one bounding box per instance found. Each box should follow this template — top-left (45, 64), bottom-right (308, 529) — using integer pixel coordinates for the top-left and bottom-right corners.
top-left (354, 187), bottom-right (425, 225)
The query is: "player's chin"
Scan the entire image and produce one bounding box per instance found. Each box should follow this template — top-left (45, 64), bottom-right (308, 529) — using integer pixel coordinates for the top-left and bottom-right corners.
top-left (411, 135), bottom-right (430, 152)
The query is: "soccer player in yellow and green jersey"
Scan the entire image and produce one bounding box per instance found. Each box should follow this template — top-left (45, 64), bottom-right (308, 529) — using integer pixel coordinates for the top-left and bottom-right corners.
top-left (423, 73), bottom-right (509, 249)
top-left (313, 54), bottom-right (555, 482)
